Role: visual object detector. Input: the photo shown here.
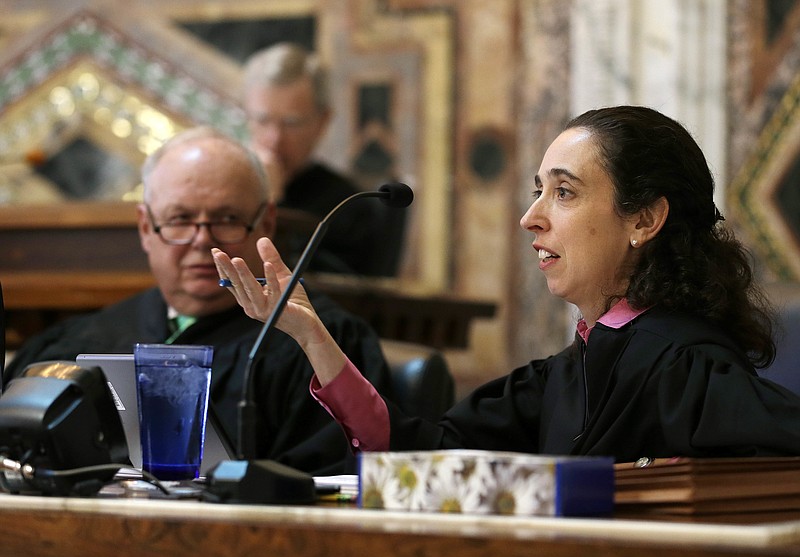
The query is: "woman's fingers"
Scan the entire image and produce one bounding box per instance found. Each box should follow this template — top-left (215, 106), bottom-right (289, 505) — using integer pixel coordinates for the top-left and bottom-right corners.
top-left (212, 248), bottom-right (237, 291)
top-left (231, 257), bottom-right (273, 321)
top-left (212, 240), bottom-right (313, 330)
top-left (212, 247), bottom-right (274, 322)
top-left (256, 237), bottom-right (293, 279)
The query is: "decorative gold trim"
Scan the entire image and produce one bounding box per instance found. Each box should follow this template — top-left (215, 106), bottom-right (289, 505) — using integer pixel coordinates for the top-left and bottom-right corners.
top-left (0, 60), bottom-right (189, 204)
top-left (159, 0), bottom-right (318, 21)
top-left (729, 70), bottom-right (800, 281)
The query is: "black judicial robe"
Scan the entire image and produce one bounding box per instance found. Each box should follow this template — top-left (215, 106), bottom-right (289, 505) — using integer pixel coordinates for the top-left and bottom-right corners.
top-left (5, 287), bottom-right (391, 475)
top-left (388, 308), bottom-right (800, 460)
top-left (280, 163), bottom-right (398, 277)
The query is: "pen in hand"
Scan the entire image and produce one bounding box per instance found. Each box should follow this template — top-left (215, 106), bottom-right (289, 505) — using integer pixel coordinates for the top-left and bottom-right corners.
top-left (219, 278), bottom-right (267, 287)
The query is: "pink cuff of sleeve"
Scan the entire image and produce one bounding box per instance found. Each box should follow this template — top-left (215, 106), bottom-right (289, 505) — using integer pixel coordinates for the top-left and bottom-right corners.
top-left (310, 357), bottom-right (390, 452)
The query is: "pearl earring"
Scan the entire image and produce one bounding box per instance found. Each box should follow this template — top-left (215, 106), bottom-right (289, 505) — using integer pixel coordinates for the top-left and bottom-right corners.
top-left (631, 239), bottom-right (638, 247)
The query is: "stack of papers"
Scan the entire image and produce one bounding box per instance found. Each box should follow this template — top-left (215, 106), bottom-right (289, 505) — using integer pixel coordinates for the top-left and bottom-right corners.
top-left (313, 475), bottom-right (359, 503)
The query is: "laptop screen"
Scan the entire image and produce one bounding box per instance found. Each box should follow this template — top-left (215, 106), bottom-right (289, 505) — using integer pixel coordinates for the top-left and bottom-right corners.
top-left (1, 281), bottom-right (5, 390)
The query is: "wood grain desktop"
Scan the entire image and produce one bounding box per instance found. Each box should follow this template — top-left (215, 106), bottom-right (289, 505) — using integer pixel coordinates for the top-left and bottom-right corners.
top-left (0, 492), bottom-right (799, 557)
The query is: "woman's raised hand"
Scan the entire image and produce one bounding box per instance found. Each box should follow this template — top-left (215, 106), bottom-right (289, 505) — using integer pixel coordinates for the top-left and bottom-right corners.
top-left (212, 237), bottom-right (346, 383)
top-left (212, 237), bottom-right (315, 339)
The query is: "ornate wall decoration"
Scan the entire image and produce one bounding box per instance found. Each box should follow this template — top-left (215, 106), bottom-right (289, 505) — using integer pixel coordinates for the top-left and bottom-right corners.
top-left (747, 0), bottom-right (800, 104)
top-left (339, 0), bottom-right (454, 289)
top-left (0, 0), bottom-right (456, 292)
top-left (727, 0), bottom-right (800, 283)
top-left (729, 71), bottom-right (800, 281)
top-left (0, 7), bottom-right (246, 204)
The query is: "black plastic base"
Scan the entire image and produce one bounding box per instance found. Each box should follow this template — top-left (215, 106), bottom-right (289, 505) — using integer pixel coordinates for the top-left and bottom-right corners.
top-left (204, 460), bottom-right (316, 505)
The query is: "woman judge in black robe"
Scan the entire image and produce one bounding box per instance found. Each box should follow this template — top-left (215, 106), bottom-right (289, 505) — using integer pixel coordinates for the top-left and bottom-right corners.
top-left (213, 105), bottom-right (800, 461)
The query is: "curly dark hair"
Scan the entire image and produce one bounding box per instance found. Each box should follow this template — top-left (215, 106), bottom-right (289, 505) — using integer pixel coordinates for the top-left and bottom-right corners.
top-left (566, 106), bottom-right (776, 367)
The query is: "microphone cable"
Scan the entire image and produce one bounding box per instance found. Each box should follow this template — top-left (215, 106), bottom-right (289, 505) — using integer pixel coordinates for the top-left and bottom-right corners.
top-left (0, 456), bottom-right (172, 496)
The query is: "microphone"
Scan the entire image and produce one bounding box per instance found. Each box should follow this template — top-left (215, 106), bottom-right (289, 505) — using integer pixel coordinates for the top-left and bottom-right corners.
top-left (238, 181), bottom-right (412, 458)
top-left (377, 182), bottom-right (414, 208)
top-left (205, 182), bottom-right (413, 504)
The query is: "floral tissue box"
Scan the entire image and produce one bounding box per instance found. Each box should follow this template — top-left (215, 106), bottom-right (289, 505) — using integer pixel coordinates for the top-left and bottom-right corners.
top-left (358, 449), bottom-right (614, 517)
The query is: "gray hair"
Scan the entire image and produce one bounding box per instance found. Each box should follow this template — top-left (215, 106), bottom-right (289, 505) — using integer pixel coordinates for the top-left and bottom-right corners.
top-left (242, 42), bottom-right (330, 113)
top-left (141, 126), bottom-right (269, 203)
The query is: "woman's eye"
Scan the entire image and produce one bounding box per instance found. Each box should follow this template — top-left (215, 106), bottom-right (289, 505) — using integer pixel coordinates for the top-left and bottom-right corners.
top-left (556, 186), bottom-right (571, 199)
top-left (531, 189), bottom-right (543, 200)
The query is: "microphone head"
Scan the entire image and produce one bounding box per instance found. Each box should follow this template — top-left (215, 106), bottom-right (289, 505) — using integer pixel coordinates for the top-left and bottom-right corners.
top-left (378, 182), bottom-right (414, 208)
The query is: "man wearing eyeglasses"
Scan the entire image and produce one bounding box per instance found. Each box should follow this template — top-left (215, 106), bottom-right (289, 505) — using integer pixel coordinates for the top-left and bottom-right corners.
top-left (137, 127), bottom-right (272, 322)
top-left (242, 42), bottom-right (402, 277)
top-left (4, 126), bottom-right (392, 476)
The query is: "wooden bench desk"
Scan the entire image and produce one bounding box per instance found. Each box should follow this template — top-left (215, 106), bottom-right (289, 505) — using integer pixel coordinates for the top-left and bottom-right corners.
top-left (0, 492), bottom-right (799, 557)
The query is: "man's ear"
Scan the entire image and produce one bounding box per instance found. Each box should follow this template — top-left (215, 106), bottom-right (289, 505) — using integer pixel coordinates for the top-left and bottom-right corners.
top-left (136, 203), bottom-right (153, 253)
top-left (260, 201), bottom-right (278, 239)
top-left (633, 196), bottom-right (669, 245)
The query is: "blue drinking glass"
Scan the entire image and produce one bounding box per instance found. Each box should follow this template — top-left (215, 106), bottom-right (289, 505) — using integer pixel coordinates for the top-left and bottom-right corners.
top-left (134, 343), bottom-right (213, 481)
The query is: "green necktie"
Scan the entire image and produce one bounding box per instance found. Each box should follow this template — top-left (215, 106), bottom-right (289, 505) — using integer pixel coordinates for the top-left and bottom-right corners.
top-left (165, 315), bottom-right (197, 344)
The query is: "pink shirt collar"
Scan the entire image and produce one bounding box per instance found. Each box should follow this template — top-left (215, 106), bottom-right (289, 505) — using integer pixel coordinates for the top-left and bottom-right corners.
top-left (576, 298), bottom-right (648, 343)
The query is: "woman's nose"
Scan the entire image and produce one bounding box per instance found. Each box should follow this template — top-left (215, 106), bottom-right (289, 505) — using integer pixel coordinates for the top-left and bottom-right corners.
top-left (520, 198), bottom-right (544, 231)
